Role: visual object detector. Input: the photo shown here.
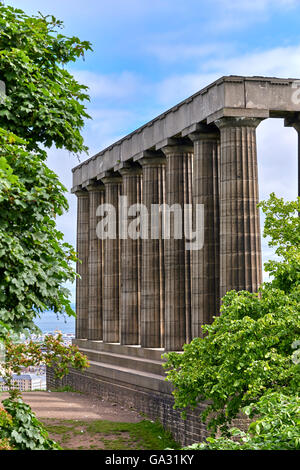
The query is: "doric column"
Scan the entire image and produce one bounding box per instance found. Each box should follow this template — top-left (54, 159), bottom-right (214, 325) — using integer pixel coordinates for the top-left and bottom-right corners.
top-left (119, 165), bottom-right (142, 345)
top-left (140, 154), bottom-right (166, 348)
top-left (159, 139), bottom-right (193, 351)
top-left (215, 117), bottom-right (263, 299)
top-left (86, 182), bottom-right (104, 340)
top-left (74, 189), bottom-right (89, 339)
top-left (101, 174), bottom-right (122, 343)
top-left (189, 125), bottom-right (220, 338)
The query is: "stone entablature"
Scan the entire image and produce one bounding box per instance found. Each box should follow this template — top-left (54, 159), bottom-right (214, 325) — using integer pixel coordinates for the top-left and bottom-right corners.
top-left (72, 75), bottom-right (300, 190)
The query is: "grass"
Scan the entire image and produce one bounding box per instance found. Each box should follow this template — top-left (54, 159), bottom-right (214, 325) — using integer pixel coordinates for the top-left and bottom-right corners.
top-left (43, 418), bottom-right (180, 450)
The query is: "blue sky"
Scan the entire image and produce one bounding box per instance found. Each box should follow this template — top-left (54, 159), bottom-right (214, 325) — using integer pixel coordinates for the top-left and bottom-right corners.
top-left (8, 0), bottom-right (300, 301)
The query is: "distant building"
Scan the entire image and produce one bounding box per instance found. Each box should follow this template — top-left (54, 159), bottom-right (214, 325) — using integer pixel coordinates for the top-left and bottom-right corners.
top-left (30, 374), bottom-right (46, 390)
top-left (0, 374), bottom-right (32, 392)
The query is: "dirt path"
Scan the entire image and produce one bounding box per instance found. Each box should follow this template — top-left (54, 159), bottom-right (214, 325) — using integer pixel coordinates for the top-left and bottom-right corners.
top-left (0, 391), bottom-right (179, 450)
top-left (1, 391), bottom-right (142, 422)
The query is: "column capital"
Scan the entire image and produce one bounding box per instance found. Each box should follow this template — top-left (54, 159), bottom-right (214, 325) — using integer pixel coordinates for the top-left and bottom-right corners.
top-left (72, 187), bottom-right (88, 198)
top-left (187, 125), bottom-right (219, 143)
top-left (85, 182), bottom-right (105, 192)
top-left (139, 155), bottom-right (166, 167)
top-left (118, 163), bottom-right (142, 177)
top-left (100, 174), bottom-right (122, 185)
top-left (156, 137), bottom-right (193, 156)
top-left (214, 116), bottom-right (264, 130)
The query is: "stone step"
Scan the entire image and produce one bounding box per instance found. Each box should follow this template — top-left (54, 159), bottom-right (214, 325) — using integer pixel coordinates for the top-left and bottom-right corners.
top-left (87, 360), bottom-right (173, 394)
top-left (74, 338), bottom-right (166, 362)
top-left (79, 347), bottom-right (166, 376)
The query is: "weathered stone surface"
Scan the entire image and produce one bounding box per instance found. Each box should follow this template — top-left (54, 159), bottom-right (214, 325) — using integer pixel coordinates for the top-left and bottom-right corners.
top-left (101, 175), bottom-right (122, 343)
top-left (74, 190), bottom-right (89, 339)
top-left (215, 117), bottom-right (263, 297)
top-left (139, 155), bottom-right (166, 348)
top-left (189, 125), bottom-right (220, 337)
top-left (119, 165), bottom-right (142, 345)
top-left (159, 141), bottom-right (193, 351)
top-left (87, 183), bottom-right (104, 340)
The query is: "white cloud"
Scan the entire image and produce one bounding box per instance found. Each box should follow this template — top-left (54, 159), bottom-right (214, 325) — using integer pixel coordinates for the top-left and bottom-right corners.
top-left (257, 118), bottom-right (297, 281)
top-left (216, 0), bottom-right (297, 11)
top-left (257, 119), bottom-right (298, 202)
top-left (153, 43), bottom-right (300, 107)
top-left (72, 70), bottom-right (144, 101)
top-left (83, 107), bottom-right (138, 154)
top-left (154, 73), bottom-right (218, 106)
top-left (201, 0), bottom-right (298, 33)
top-left (46, 148), bottom-right (77, 245)
top-left (202, 45), bottom-right (300, 77)
top-left (146, 43), bottom-right (231, 63)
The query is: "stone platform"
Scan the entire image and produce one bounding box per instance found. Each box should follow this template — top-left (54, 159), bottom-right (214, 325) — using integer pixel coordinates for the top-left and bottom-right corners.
top-left (47, 340), bottom-right (210, 446)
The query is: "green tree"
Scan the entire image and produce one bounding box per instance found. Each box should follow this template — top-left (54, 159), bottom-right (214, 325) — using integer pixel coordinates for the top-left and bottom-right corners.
top-left (0, 2), bottom-right (91, 155)
top-left (0, 2), bottom-right (92, 337)
top-left (0, 129), bottom-right (77, 336)
top-left (0, 332), bottom-right (89, 450)
top-left (164, 194), bottom-right (300, 439)
top-left (184, 392), bottom-right (300, 450)
top-left (0, 3), bottom-right (92, 450)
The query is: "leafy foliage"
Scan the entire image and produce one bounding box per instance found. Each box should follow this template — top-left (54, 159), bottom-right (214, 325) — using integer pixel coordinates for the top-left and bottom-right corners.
top-left (1, 398), bottom-right (61, 450)
top-left (184, 392), bottom-right (300, 450)
top-left (0, 129), bottom-right (78, 338)
top-left (3, 333), bottom-right (89, 383)
top-left (0, 2), bottom-right (92, 337)
top-left (0, 2), bottom-right (91, 155)
top-left (0, 3), bottom-right (92, 451)
top-left (0, 405), bottom-right (13, 450)
top-left (0, 333), bottom-right (89, 450)
top-left (259, 194), bottom-right (300, 293)
top-left (164, 194), bottom-right (300, 438)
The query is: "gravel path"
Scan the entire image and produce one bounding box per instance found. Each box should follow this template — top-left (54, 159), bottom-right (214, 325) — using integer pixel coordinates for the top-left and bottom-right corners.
top-left (1, 391), bottom-right (142, 423)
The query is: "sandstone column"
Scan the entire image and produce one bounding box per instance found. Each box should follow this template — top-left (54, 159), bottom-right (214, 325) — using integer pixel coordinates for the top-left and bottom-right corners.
top-left (119, 165), bottom-right (142, 345)
top-left (160, 140), bottom-right (193, 351)
top-left (75, 189), bottom-right (89, 339)
top-left (140, 155), bottom-right (166, 348)
top-left (215, 117), bottom-right (263, 299)
top-left (102, 174), bottom-right (122, 343)
top-left (189, 126), bottom-right (220, 338)
top-left (87, 182), bottom-right (104, 340)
